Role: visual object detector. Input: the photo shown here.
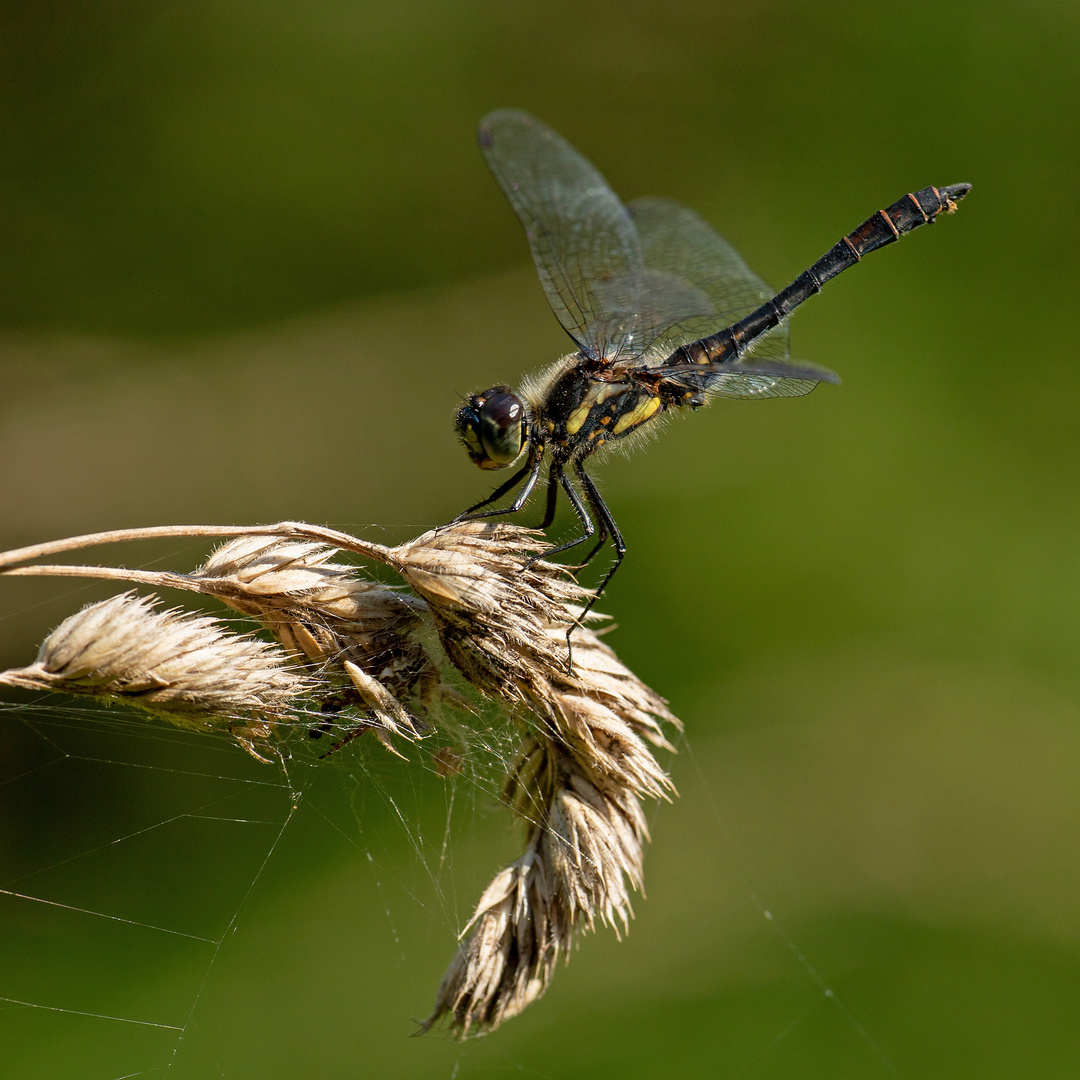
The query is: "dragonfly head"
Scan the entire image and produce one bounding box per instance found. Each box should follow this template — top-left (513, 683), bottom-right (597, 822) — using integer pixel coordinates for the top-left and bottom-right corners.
top-left (455, 386), bottom-right (528, 470)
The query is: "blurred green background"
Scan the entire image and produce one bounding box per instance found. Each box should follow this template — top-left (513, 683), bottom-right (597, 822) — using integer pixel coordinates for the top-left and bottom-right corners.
top-left (2, 0), bottom-right (1080, 1076)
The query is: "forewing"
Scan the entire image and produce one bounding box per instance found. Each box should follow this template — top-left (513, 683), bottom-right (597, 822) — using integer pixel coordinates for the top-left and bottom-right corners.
top-left (478, 109), bottom-right (646, 360)
top-left (626, 196), bottom-right (792, 362)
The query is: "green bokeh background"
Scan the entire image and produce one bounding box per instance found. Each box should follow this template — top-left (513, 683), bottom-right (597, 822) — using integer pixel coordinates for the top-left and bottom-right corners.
top-left (2, 1), bottom-right (1080, 1076)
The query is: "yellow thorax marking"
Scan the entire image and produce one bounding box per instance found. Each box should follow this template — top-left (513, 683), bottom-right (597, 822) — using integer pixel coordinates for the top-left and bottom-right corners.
top-left (593, 382), bottom-right (628, 404)
top-left (612, 395), bottom-right (660, 435)
top-left (565, 382), bottom-right (629, 436)
top-left (565, 404), bottom-right (590, 435)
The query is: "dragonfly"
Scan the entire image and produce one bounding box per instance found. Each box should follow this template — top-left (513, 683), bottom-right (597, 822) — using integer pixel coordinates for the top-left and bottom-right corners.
top-left (455, 108), bottom-right (970, 601)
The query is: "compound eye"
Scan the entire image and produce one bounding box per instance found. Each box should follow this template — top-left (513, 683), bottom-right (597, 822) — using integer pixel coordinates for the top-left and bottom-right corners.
top-left (479, 392), bottom-right (525, 465)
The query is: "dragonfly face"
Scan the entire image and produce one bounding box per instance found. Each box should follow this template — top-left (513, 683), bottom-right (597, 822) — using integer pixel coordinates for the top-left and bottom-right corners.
top-left (455, 386), bottom-right (530, 470)
top-left (455, 108), bottom-right (970, 606)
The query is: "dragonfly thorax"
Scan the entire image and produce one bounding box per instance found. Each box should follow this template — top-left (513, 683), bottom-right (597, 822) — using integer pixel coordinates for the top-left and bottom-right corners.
top-left (530, 362), bottom-right (667, 464)
top-left (455, 386), bottom-right (530, 470)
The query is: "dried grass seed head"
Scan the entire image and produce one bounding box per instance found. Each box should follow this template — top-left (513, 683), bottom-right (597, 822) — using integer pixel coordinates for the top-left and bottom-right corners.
top-left (424, 738), bottom-right (652, 1038)
top-left (421, 847), bottom-right (564, 1036)
top-left (540, 752), bottom-right (647, 934)
top-left (555, 615), bottom-right (680, 749)
top-left (0, 592), bottom-right (311, 760)
top-left (196, 537), bottom-right (426, 670)
top-left (401, 523), bottom-right (684, 1039)
top-left (0, 517), bottom-right (685, 1030)
top-left (390, 523), bottom-right (679, 793)
top-left (505, 736), bottom-right (648, 933)
top-left (388, 521), bottom-right (588, 702)
top-left (195, 536), bottom-right (445, 743)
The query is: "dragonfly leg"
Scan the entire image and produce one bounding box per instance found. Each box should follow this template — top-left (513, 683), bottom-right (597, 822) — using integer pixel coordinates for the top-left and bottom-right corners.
top-left (523, 463), bottom-right (596, 673)
top-left (454, 452), bottom-right (543, 522)
top-left (539, 466), bottom-right (560, 529)
top-left (568, 509), bottom-right (608, 570)
top-left (556, 464), bottom-right (626, 660)
top-left (530, 464), bottom-right (596, 561)
top-left (537, 458), bottom-right (606, 570)
top-left (576, 464), bottom-right (625, 603)
top-left (544, 464), bottom-right (624, 672)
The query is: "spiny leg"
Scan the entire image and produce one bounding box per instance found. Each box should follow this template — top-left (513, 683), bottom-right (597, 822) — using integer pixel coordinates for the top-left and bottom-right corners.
top-left (537, 461), bottom-right (607, 565)
top-left (532, 463), bottom-right (596, 561)
top-left (526, 463), bottom-right (598, 672)
top-left (457, 457), bottom-right (534, 518)
top-left (455, 452), bottom-right (543, 522)
top-left (533, 464), bottom-right (593, 672)
top-left (539, 466), bottom-right (560, 529)
top-left (570, 511), bottom-right (609, 570)
top-left (530, 463), bottom-right (615, 672)
top-left (573, 463), bottom-right (625, 623)
top-left (519, 465), bottom-right (622, 671)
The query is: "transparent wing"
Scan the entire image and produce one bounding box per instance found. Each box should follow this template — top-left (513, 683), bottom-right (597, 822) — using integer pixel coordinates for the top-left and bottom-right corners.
top-left (478, 111), bottom-right (709, 361)
top-left (646, 356), bottom-right (840, 400)
top-left (587, 266), bottom-right (715, 359)
top-left (627, 196), bottom-right (792, 362)
top-left (478, 109), bottom-right (639, 359)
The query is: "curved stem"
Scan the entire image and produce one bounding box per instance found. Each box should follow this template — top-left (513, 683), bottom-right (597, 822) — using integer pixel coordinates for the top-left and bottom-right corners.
top-left (2, 564), bottom-right (198, 587)
top-left (0, 521), bottom-right (393, 571)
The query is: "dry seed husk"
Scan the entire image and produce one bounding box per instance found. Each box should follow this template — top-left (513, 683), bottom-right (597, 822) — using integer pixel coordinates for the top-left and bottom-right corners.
top-left (387, 522), bottom-right (584, 706)
top-left (389, 521), bottom-right (677, 786)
